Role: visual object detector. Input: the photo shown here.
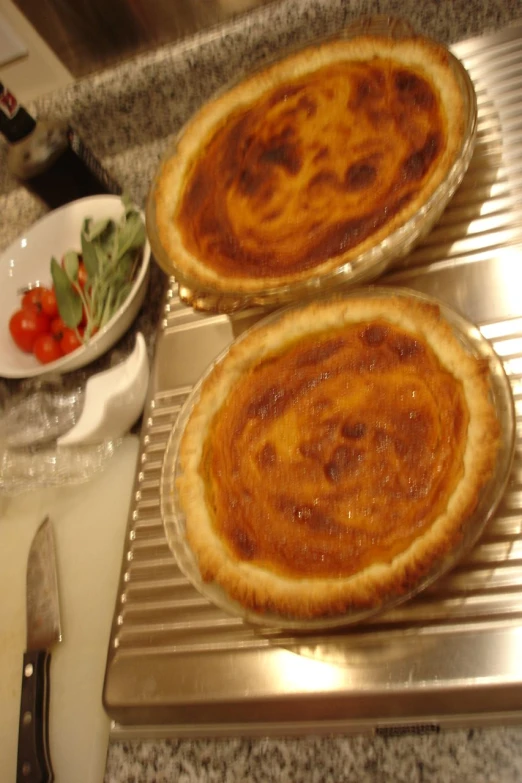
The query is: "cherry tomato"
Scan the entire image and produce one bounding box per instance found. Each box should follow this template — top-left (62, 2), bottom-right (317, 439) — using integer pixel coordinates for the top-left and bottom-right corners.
top-left (33, 333), bottom-right (63, 364)
top-left (40, 287), bottom-right (59, 318)
top-left (9, 308), bottom-right (50, 352)
top-left (60, 328), bottom-right (82, 355)
top-left (21, 285), bottom-right (59, 318)
top-left (50, 316), bottom-right (66, 341)
top-left (21, 286), bottom-right (45, 313)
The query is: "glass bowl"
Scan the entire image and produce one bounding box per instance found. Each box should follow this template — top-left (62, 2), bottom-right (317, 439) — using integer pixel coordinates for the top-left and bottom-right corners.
top-left (146, 16), bottom-right (478, 314)
top-left (160, 287), bottom-right (515, 631)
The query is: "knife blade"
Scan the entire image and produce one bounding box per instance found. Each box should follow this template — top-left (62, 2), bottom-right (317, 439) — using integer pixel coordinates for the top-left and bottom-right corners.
top-left (16, 516), bottom-right (62, 783)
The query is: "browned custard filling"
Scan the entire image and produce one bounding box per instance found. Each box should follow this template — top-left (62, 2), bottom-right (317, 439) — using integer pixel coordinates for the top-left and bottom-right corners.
top-left (201, 319), bottom-right (468, 579)
top-left (177, 58), bottom-right (446, 280)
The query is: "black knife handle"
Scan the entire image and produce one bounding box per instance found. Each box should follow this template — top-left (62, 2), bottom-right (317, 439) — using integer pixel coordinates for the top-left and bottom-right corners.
top-left (16, 649), bottom-right (53, 783)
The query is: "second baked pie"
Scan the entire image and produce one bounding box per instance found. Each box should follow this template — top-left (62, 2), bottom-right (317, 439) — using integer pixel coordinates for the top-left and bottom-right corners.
top-left (153, 32), bottom-right (475, 299)
top-left (175, 292), bottom-right (500, 620)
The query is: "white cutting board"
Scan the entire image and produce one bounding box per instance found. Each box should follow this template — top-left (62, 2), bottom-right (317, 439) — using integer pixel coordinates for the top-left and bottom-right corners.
top-left (0, 435), bottom-right (139, 783)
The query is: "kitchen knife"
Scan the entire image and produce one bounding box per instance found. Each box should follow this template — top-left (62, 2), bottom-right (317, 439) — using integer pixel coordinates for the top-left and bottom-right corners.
top-left (16, 516), bottom-right (62, 783)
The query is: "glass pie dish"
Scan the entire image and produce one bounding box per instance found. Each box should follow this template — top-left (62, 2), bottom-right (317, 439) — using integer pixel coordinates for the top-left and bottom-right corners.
top-left (160, 287), bottom-right (515, 631)
top-left (146, 16), bottom-right (478, 314)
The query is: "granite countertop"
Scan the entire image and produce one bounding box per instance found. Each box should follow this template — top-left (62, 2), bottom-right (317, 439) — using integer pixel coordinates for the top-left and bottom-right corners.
top-left (104, 730), bottom-right (522, 782)
top-left (3, 0), bottom-right (522, 780)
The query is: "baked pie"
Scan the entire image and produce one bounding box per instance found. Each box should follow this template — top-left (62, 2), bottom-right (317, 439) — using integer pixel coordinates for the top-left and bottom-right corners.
top-left (154, 34), bottom-right (471, 295)
top-left (176, 293), bottom-right (500, 620)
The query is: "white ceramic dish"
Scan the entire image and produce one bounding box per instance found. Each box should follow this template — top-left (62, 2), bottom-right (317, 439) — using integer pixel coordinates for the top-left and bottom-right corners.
top-left (0, 195), bottom-right (151, 379)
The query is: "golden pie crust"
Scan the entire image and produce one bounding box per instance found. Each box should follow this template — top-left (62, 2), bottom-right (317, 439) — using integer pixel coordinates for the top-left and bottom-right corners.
top-left (176, 294), bottom-right (500, 620)
top-left (155, 34), bottom-right (467, 294)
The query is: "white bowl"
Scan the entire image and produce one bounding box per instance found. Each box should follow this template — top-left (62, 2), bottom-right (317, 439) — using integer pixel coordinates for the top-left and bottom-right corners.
top-left (0, 195), bottom-right (151, 379)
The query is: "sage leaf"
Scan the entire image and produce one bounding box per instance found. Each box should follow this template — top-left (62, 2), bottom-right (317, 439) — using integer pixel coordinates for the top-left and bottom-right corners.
top-left (87, 217), bottom-right (112, 241)
top-left (113, 282), bottom-right (133, 313)
top-left (51, 257), bottom-right (83, 328)
top-left (93, 234), bottom-right (112, 274)
top-left (81, 223), bottom-right (99, 280)
top-left (50, 196), bottom-right (146, 345)
top-left (116, 212), bottom-right (146, 259)
top-left (113, 251), bottom-right (135, 281)
top-left (99, 287), bottom-right (117, 328)
top-left (62, 250), bottom-right (80, 281)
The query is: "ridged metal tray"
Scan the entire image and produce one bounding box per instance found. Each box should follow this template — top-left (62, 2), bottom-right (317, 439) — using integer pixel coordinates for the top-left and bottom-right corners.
top-left (104, 20), bottom-right (522, 736)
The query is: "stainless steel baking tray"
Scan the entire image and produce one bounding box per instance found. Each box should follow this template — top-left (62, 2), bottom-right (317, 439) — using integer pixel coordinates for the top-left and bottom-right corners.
top-left (104, 20), bottom-right (522, 736)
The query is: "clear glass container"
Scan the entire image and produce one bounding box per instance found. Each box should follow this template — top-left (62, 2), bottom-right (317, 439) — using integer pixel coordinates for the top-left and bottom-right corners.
top-left (146, 16), bottom-right (478, 314)
top-left (160, 287), bottom-right (515, 631)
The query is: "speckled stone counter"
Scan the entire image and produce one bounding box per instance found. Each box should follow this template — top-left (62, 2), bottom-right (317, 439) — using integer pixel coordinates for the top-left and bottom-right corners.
top-left (3, 0), bottom-right (522, 780)
top-left (104, 731), bottom-right (522, 782)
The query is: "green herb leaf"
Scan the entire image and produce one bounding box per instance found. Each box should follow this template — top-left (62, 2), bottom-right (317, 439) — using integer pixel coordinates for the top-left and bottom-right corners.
top-left (99, 286), bottom-right (117, 328)
top-left (50, 196), bottom-right (146, 345)
top-left (87, 217), bottom-right (112, 241)
top-left (51, 257), bottom-right (83, 328)
top-left (111, 250), bottom-right (135, 281)
top-left (112, 281), bottom-right (133, 314)
top-left (81, 220), bottom-right (99, 279)
top-left (115, 211), bottom-right (146, 259)
top-left (62, 250), bottom-right (80, 281)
